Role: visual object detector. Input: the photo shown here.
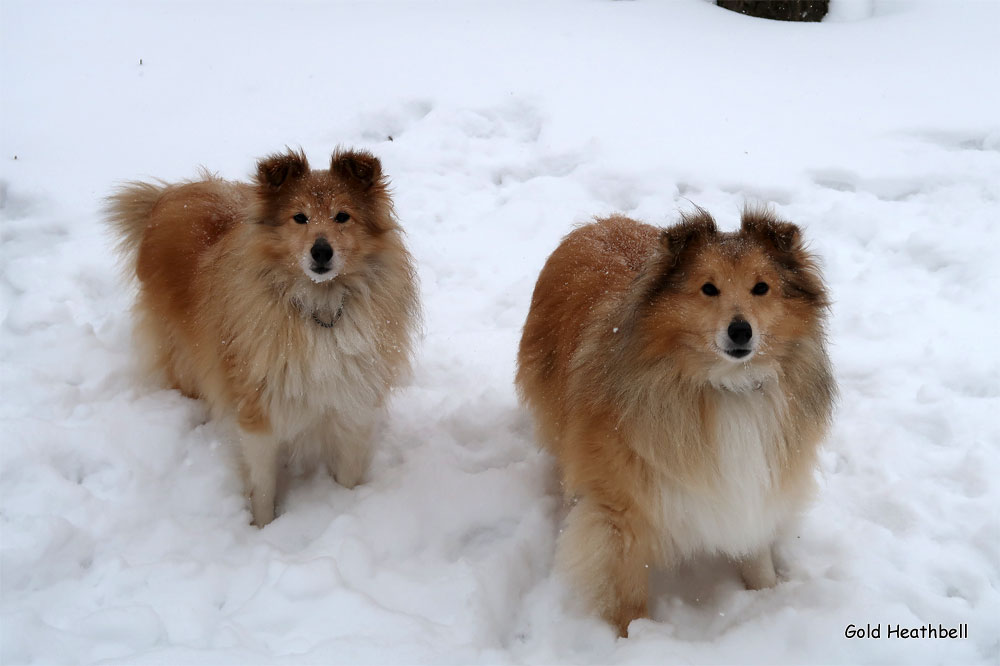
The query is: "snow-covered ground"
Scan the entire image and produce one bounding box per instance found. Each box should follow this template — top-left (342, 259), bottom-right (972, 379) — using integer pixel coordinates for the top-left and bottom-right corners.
top-left (2, 0), bottom-right (999, 663)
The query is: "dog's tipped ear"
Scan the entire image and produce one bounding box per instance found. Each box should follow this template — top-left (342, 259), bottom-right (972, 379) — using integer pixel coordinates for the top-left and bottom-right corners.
top-left (741, 205), bottom-right (801, 253)
top-left (331, 149), bottom-right (383, 190)
top-left (742, 205), bottom-right (827, 304)
top-left (660, 208), bottom-right (717, 259)
top-left (256, 149), bottom-right (309, 191)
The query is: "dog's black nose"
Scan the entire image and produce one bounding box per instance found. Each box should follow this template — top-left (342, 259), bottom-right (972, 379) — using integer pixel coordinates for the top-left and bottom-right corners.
top-left (310, 237), bottom-right (333, 264)
top-left (728, 319), bottom-right (753, 345)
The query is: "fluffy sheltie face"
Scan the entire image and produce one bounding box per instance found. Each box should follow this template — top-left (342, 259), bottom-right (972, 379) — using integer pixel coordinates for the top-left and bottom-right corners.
top-left (638, 208), bottom-right (827, 384)
top-left (250, 149), bottom-right (398, 288)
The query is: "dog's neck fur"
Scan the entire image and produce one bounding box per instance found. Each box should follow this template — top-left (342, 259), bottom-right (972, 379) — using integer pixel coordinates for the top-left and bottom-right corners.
top-left (706, 361), bottom-right (777, 393)
top-left (290, 282), bottom-right (349, 329)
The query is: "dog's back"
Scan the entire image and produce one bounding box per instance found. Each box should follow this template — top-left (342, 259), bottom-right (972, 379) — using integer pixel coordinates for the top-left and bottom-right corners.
top-left (107, 177), bottom-right (247, 288)
top-left (516, 215), bottom-right (657, 458)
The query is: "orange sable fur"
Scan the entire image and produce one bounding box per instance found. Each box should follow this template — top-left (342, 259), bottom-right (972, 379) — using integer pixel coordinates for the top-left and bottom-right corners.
top-left (516, 208), bottom-right (835, 636)
top-left (107, 148), bottom-right (419, 526)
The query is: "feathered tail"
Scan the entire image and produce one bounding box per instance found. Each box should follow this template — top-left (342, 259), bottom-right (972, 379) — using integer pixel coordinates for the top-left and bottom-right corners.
top-left (105, 180), bottom-right (166, 276)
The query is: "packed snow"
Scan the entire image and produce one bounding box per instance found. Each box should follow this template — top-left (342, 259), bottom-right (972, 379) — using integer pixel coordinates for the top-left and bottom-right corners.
top-left (2, 0), bottom-right (999, 663)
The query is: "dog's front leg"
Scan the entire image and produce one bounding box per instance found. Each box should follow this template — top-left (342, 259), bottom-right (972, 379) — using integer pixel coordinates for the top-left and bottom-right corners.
top-left (736, 544), bottom-right (778, 590)
top-left (320, 419), bottom-right (374, 490)
top-left (240, 428), bottom-right (281, 527)
top-left (558, 495), bottom-right (652, 637)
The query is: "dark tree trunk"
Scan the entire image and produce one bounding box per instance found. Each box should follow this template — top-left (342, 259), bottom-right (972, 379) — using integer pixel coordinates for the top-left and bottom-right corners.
top-left (717, 1), bottom-right (829, 22)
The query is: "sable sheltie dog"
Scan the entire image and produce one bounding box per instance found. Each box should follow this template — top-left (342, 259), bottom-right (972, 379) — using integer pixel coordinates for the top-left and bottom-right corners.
top-left (107, 148), bottom-right (419, 526)
top-left (516, 208), bottom-right (835, 636)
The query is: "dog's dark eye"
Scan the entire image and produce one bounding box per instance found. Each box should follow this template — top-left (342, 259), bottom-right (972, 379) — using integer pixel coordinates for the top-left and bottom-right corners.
top-left (751, 282), bottom-right (769, 295)
top-left (701, 283), bottom-right (720, 296)
top-left (333, 212), bottom-right (350, 223)
top-left (293, 213), bottom-right (308, 224)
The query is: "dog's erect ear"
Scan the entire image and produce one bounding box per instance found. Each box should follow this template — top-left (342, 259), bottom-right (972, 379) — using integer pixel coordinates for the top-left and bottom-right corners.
top-left (331, 149), bottom-right (383, 190)
top-left (659, 208), bottom-right (717, 263)
top-left (741, 205), bottom-right (801, 253)
top-left (256, 149), bottom-right (309, 191)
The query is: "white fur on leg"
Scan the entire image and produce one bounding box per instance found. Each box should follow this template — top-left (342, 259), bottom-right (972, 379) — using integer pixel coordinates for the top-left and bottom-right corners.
top-left (558, 499), bottom-right (617, 616)
top-left (737, 545), bottom-right (778, 590)
top-left (557, 496), bottom-right (648, 635)
top-left (326, 422), bottom-right (373, 489)
top-left (240, 430), bottom-right (281, 527)
top-left (294, 418), bottom-right (374, 490)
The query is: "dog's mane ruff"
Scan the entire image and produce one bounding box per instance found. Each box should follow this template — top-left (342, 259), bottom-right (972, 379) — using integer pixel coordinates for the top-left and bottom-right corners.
top-left (195, 221), bottom-right (419, 422)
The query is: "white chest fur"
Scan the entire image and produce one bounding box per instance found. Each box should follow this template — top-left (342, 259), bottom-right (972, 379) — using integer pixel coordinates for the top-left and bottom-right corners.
top-left (657, 382), bottom-right (790, 560)
top-left (263, 307), bottom-right (387, 442)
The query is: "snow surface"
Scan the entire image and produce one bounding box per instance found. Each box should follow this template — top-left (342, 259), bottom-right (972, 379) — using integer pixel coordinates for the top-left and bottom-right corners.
top-left (2, 0), bottom-right (999, 663)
